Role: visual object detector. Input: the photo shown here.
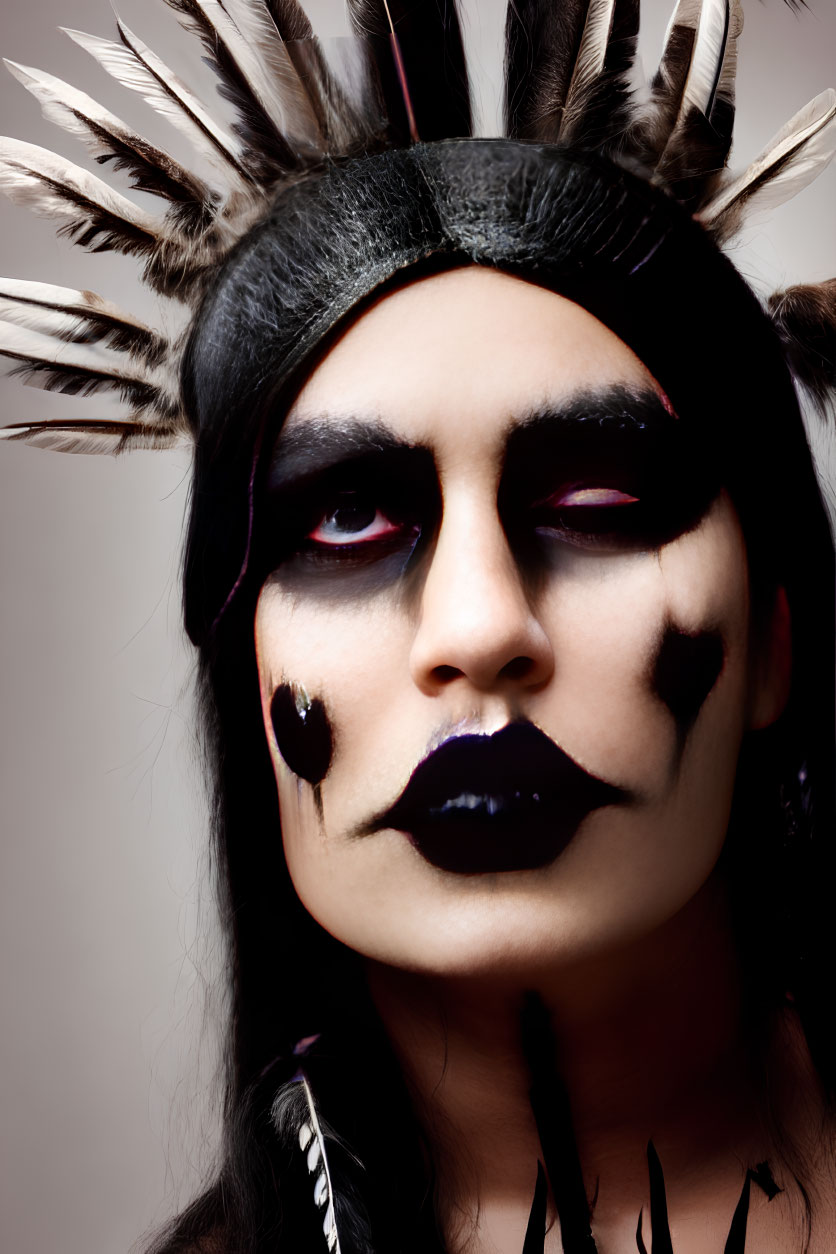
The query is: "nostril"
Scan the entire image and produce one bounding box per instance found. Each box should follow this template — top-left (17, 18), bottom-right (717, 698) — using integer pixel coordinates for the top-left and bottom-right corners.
top-left (433, 664), bottom-right (462, 684)
top-left (500, 656), bottom-right (534, 681)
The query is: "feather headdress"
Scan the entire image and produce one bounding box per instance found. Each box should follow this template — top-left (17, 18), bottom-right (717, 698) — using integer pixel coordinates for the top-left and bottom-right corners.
top-left (0, 0), bottom-right (834, 454)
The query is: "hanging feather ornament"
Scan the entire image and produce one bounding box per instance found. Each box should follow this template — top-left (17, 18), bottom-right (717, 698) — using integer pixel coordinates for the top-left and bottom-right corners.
top-left (297, 1076), bottom-right (343, 1253)
top-left (271, 1069), bottom-right (344, 1254)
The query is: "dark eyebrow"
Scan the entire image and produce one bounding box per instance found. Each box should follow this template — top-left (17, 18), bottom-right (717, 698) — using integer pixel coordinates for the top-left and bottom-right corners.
top-left (266, 416), bottom-right (420, 493)
top-left (500, 386), bottom-right (682, 484)
top-left (505, 386), bottom-right (676, 451)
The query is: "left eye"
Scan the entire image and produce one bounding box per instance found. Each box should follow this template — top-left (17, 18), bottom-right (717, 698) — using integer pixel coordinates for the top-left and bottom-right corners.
top-left (308, 492), bottom-right (401, 546)
top-left (528, 483), bottom-right (645, 549)
top-left (551, 486), bottom-right (639, 508)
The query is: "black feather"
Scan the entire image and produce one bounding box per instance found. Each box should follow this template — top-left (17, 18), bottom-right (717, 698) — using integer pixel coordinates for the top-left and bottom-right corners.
top-left (567, 0), bottom-right (641, 153)
top-left (504, 0), bottom-right (589, 142)
top-left (768, 279), bottom-right (836, 415)
top-left (264, 0), bottom-right (313, 41)
top-left (6, 358), bottom-right (163, 409)
top-left (0, 417), bottom-right (180, 453)
top-left (504, 0), bottom-right (639, 152)
top-left (635, 1208), bottom-right (649, 1254)
top-left (73, 117), bottom-right (218, 232)
top-left (263, 1), bottom-right (382, 153)
top-left (656, 106), bottom-right (733, 209)
top-left (723, 1172), bottom-right (751, 1254)
top-left (750, 1161), bottom-right (782, 1201)
top-left (112, 19), bottom-right (254, 185)
top-left (0, 293), bottom-right (166, 364)
top-left (522, 1161), bottom-right (549, 1254)
top-left (163, 0), bottom-right (297, 181)
top-left (346, 0), bottom-right (472, 144)
top-left (521, 994), bottom-right (598, 1254)
top-left (646, 1142), bottom-right (674, 1254)
top-left (51, 194), bottom-right (157, 258)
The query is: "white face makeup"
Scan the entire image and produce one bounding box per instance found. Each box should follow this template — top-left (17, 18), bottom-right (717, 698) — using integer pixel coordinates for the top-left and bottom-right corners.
top-left (254, 268), bottom-right (787, 980)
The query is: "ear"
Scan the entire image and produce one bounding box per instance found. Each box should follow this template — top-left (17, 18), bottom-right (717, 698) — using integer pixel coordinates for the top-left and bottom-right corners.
top-left (747, 586), bottom-right (792, 731)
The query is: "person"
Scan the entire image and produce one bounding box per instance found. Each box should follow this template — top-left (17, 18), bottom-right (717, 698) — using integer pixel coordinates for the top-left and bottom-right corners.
top-left (2, 1), bottom-right (836, 1251)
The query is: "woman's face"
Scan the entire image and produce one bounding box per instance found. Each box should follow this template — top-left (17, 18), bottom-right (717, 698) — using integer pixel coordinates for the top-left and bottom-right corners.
top-left (255, 268), bottom-right (786, 979)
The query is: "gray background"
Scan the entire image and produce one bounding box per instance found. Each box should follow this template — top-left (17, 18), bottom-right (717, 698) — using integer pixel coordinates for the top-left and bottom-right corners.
top-left (0, 2), bottom-right (834, 1251)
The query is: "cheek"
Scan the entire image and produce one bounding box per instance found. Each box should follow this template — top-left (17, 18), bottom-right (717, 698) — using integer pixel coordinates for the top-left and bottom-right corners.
top-left (536, 495), bottom-right (749, 790)
top-left (255, 583), bottom-right (414, 809)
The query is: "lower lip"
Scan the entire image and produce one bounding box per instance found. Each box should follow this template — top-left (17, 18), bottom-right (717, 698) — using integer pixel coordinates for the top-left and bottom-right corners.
top-left (398, 798), bottom-right (586, 874)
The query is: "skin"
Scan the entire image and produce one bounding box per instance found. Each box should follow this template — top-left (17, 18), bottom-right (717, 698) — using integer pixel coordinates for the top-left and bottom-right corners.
top-left (254, 268), bottom-right (811, 1251)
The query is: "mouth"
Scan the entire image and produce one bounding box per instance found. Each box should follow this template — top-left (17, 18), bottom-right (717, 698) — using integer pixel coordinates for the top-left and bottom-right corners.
top-left (361, 722), bottom-right (631, 874)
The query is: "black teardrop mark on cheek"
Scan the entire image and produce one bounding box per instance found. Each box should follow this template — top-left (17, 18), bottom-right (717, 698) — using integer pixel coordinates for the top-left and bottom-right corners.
top-left (270, 684), bottom-right (333, 786)
top-left (651, 626), bottom-right (725, 741)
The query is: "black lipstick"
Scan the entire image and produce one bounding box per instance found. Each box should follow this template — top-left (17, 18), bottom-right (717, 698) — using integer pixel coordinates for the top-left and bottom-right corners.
top-left (362, 723), bottom-right (631, 874)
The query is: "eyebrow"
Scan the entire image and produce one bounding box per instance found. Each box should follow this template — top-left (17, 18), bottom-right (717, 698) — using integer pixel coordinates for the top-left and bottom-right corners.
top-left (505, 386), bottom-right (676, 449)
top-left (266, 417), bottom-right (418, 493)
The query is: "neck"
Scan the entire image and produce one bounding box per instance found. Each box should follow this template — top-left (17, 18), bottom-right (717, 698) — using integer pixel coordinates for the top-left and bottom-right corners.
top-left (365, 877), bottom-right (787, 1247)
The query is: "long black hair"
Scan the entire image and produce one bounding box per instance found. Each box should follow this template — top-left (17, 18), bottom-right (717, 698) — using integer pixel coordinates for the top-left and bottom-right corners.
top-left (150, 141), bottom-right (836, 1253)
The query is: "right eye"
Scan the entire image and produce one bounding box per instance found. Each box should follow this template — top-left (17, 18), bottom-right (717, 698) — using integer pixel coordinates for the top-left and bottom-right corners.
top-left (307, 492), bottom-right (403, 547)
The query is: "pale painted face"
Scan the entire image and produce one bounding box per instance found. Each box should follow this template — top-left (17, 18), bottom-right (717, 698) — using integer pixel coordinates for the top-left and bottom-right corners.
top-left (254, 268), bottom-right (786, 979)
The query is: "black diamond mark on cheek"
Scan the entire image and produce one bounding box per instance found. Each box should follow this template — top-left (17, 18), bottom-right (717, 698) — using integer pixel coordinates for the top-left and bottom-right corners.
top-left (651, 626), bottom-right (725, 739)
top-left (270, 683), bottom-right (334, 786)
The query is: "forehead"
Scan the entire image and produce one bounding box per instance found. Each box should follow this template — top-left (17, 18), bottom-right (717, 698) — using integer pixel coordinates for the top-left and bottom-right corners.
top-left (285, 267), bottom-right (659, 456)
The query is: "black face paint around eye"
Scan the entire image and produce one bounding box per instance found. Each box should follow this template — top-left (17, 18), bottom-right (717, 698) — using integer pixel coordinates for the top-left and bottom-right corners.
top-left (270, 683), bottom-right (334, 786)
top-left (500, 388), bottom-right (722, 558)
top-left (257, 429), bottom-right (439, 601)
top-left (651, 625), bottom-right (725, 744)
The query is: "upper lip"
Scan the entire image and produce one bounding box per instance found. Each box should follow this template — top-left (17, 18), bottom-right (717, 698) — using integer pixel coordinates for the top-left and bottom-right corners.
top-left (360, 721), bottom-right (631, 841)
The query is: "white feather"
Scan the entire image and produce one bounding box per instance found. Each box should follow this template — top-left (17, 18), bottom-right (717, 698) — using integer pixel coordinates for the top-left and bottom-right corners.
top-left (0, 420), bottom-right (184, 454)
top-left (62, 23), bottom-right (248, 188)
top-left (683, 0), bottom-right (731, 119)
top-left (0, 136), bottom-right (159, 238)
top-left (642, 0), bottom-right (740, 166)
top-left (171, 0), bottom-right (312, 149)
top-left (0, 278), bottom-right (159, 354)
top-left (712, 0), bottom-right (742, 118)
top-left (0, 318), bottom-right (171, 397)
top-left (297, 1075), bottom-right (342, 1254)
top-left (0, 278), bottom-right (153, 328)
top-left (700, 89), bottom-right (836, 232)
top-left (3, 59), bottom-right (207, 207)
top-left (560, 0), bottom-right (618, 143)
top-left (659, 0), bottom-right (703, 55)
top-left (0, 317), bottom-right (140, 368)
top-left (218, 0), bottom-right (324, 146)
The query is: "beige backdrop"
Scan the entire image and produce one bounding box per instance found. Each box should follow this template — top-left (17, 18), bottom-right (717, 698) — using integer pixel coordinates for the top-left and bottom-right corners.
top-left (1, 2), bottom-right (835, 1251)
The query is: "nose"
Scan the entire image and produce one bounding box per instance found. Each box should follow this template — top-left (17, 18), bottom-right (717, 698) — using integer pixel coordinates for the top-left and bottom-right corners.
top-left (409, 494), bottom-right (555, 696)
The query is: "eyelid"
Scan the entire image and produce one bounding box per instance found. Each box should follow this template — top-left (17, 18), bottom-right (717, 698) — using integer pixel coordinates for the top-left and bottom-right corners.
top-left (545, 486), bottom-right (640, 508)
